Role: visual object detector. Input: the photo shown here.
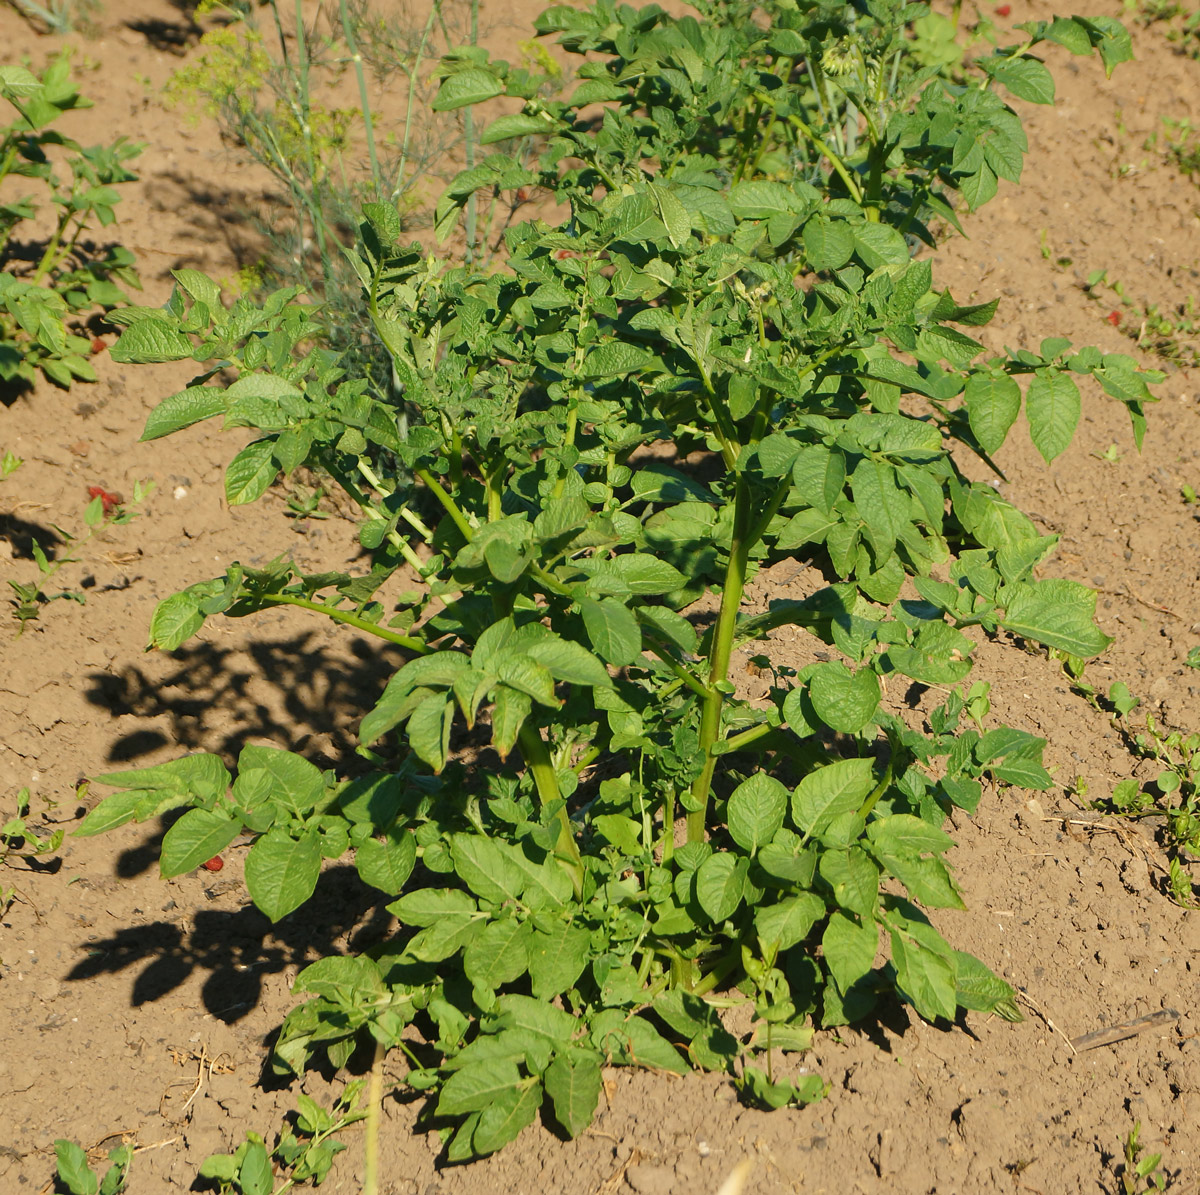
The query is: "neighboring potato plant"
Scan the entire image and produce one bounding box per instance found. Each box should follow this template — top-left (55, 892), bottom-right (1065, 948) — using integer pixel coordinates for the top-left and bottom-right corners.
top-left (0, 54), bottom-right (140, 390)
top-left (86, 0), bottom-right (1156, 1163)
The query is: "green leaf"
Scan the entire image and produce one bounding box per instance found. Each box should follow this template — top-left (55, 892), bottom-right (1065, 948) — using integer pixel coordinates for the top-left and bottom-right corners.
top-left (55, 1140), bottom-right (98, 1195)
top-left (451, 834), bottom-right (527, 905)
top-left (579, 597), bottom-right (642, 666)
top-left (803, 217), bottom-right (854, 271)
top-left (438, 1058), bottom-right (523, 1115)
top-left (887, 917), bottom-right (957, 1021)
top-left (225, 439), bottom-right (278, 505)
top-left (480, 112), bottom-right (549, 143)
top-left (244, 830), bottom-right (322, 921)
top-left (818, 848), bottom-right (880, 917)
top-left (73, 789), bottom-right (145, 837)
top-left (523, 637), bottom-right (612, 687)
top-left (850, 458), bottom-right (906, 563)
top-left (580, 554), bottom-right (686, 596)
top-left (991, 56), bottom-right (1055, 103)
top-left (142, 387), bottom-right (226, 441)
top-left (954, 951), bottom-right (1021, 1021)
top-left (590, 1011), bottom-right (688, 1073)
top-left (355, 832), bottom-right (416, 894)
top-left (0, 65), bottom-right (41, 97)
top-left (432, 68), bottom-right (504, 111)
top-left (792, 758), bottom-right (876, 838)
top-left (544, 1052), bottom-right (602, 1138)
top-left (237, 745), bottom-right (324, 811)
top-left (463, 917), bottom-right (534, 993)
top-left (1000, 577), bottom-right (1112, 657)
top-left (1025, 369), bottom-right (1080, 463)
top-left (389, 887), bottom-right (477, 927)
top-left (755, 893), bottom-right (825, 951)
top-left (631, 464), bottom-right (717, 505)
top-left (473, 1080), bottom-right (542, 1155)
top-left (694, 852), bottom-right (747, 922)
top-left (529, 923), bottom-right (591, 998)
top-left (407, 694), bottom-right (455, 773)
top-left (1078, 15), bottom-right (1134, 75)
top-left (852, 222), bottom-right (908, 267)
top-left (729, 180), bottom-right (801, 219)
top-left (808, 662), bottom-right (880, 734)
top-left (581, 341), bottom-right (657, 377)
top-left (866, 814), bottom-right (954, 856)
top-left (236, 1140), bottom-right (273, 1195)
top-left (149, 591), bottom-right (206, 650)
top-left (110, 318), bottom-right (194, 364)
top-left (822, 911), bottom-right (877, 993)
top-left (726, 773), bottom-right (788, 853)
top-left (964, 373), bottom-right (1021, 455)
top-left (160, 808), bottom-right (241, 877)
top-left (98, 753), bottom-right (230, 800)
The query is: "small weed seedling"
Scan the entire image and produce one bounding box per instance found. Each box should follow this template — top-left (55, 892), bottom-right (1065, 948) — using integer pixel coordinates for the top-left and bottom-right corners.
top-left (1, 786), bottom-right (63, 919)
top-left (1100, 687), bottom-right (1200, 904)
top-left (7, 480), bottom-right (152, 634)
top-left (1120, 1121), bottom-right (1168, 1194)
top-left (199, 1084), bottom-right (368, 1195)
top-left (1128, 0), bottom-right (1200, 56)
top-left (53, 1138), bottom-right (131, 1195)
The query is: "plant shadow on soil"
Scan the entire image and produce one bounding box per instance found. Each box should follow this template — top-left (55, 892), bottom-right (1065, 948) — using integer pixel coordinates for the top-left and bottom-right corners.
top-left (84, 630), bottom-right (405, 769)
top-left (63, 861), bottom-right (393, 1028)
top-left (142, 171), bottom-right (277, 282)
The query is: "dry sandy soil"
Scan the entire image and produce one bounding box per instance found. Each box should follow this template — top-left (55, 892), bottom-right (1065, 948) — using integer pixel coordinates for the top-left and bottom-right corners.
top-left (3, 1), bottom-right (1200, 1192)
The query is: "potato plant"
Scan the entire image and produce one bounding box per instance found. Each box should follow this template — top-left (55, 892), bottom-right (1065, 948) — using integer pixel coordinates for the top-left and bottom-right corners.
top-left (82, 0), bottom-right (1159, 1160)
top-left (0, 54), bottom-right (141, 390)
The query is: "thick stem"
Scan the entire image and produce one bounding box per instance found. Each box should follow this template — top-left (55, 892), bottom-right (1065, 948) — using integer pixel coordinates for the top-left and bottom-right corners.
top-left (518, 723), bottom-right (584, 896)
top-left (686, 474), bottom-right (755, 840)
top-left (692, 945), bottom-right (742, 997)
top-left (363, 1038), bottom-right (384, 1195)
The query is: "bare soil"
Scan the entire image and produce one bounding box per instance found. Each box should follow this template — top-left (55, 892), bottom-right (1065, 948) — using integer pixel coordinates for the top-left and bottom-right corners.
top-left (3, 2), bottom-right (1200, 1192)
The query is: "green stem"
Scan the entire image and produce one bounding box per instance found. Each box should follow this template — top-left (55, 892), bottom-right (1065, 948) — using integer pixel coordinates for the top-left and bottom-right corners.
top-left (484, 458), bottom-right (504, 522)
top-left (692, 946), bottom-right (742, 997)
top-left (415, 467), bottom-right (474, 541)
top-left (661, 787), bottom-right (676, 864)
top-left (259, 593), bottom-right (427, 650)
top-left (787, 112), bottom-right (863, 203)
top-left (686, 474), bottom-right (756, 841)
top-left (719, 720), bottom-right (776, 755)
top-left (518, 724), bottom-right (584, 896)
top-left (463, 0), bottom-right (480, 261)
top-left (363, 1038), bottom-right (384, 1195)
top-left (395, 0), bottom-right (440, 199)
top-left (31, 206), bottom-right (71, 285)
top-left (644, 642), bottom-right (712, 700)
top-left (339, 0), bottom-right (381, 195)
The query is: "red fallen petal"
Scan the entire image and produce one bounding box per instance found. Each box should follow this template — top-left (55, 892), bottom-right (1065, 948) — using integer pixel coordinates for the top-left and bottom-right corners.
top-left (1106, 311), bottom-right (1121, 327)
top-left (201, 856), bottom-right (224, 872)
top-left (87, 485), bottom-right (122, 515)
top-left (995, 4), bottom-right (1011, 15)
top-left (90, 337), bottom-right (106, 354)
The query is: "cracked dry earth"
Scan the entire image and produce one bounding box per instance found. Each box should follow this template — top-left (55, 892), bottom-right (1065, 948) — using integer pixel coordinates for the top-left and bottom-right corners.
top-left (3, 1), bottom-right (1200, 1192)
